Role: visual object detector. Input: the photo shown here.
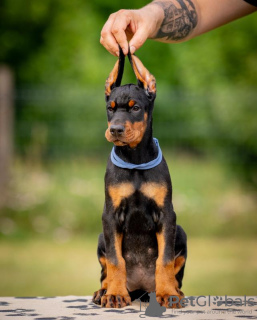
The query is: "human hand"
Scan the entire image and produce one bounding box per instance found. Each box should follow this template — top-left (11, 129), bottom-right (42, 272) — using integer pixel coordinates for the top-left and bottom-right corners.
top-left (100, 4), bottom-right (163, 56)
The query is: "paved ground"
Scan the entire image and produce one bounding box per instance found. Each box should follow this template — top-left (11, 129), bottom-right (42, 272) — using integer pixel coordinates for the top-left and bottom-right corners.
top-left (0, 296), bottom-right (256, 320)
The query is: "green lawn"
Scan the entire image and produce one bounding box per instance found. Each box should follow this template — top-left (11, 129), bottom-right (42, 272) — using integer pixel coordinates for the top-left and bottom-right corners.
top-left (0, 237), bottom-right (256, 297)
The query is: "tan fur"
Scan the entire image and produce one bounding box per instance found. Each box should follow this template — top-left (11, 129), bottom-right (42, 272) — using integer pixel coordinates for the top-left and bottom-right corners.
top-left (174, 256), bottom-right (186, 275)
top-left (99, 257), bottom-right (108, 290)
top-left (140, 182), bottom-right (167, 207)
top-left (110, 101), bottom-right (116, 108)
top-left (105, 233), bottom-right (128, 296)
top-left (128, 100), bottom-right (135, 107)
top-left (108, 183), bottom-right (135, 208)
top-left (155, 230), bottom-right (180, 307)
top-left (130, 55), bottom-right (156, 94)
top-left (127, 113), bottom-right (148, 148)
top-left (105, 61), bottom-right (119, 96)
top-left (105, 113), bottom-right (148, 148)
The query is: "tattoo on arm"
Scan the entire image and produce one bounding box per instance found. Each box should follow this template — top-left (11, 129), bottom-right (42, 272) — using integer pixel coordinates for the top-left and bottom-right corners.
top-left (153, 0), bottom-right (198, 41)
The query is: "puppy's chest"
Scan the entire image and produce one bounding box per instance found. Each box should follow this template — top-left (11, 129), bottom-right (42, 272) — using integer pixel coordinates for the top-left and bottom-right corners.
top-left (107, 180), bottom-right (167, 233)
top-left (108, 180), bottom-right (168, 209)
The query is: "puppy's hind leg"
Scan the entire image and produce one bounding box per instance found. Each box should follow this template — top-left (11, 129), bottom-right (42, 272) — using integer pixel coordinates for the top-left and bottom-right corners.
top-left (92, 233), bottom-right (107, 305)
top-left (172, 225), bottom-right (187, 307)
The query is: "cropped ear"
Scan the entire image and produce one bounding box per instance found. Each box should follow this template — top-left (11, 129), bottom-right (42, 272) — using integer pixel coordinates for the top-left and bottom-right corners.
top-left (128, 53), bottom-right (156, 100)
top-left (105, 47), bottom-right (125, 101)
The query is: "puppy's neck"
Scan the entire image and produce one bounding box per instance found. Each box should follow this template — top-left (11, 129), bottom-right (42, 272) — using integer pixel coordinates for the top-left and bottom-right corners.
top-left (113, 124), bottom-right (158, 165)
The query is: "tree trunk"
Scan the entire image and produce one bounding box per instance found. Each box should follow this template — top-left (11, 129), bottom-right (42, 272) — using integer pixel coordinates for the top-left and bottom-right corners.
top-left (0, 65), bottom-right (14, 208)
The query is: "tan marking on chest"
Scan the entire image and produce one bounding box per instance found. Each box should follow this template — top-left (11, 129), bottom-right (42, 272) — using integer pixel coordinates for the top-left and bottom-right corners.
top-left (108, 182), bottom-right (135, 208)
top-left (140, 182), bottom-right (167, 207)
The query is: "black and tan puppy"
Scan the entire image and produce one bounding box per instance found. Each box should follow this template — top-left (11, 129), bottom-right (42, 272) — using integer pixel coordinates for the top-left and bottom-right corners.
top-left (92, 50), bottom-right (187, 309)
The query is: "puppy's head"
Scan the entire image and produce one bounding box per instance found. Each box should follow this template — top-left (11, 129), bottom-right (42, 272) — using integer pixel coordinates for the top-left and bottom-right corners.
top-left (105, 54), bottom-right (156, 148)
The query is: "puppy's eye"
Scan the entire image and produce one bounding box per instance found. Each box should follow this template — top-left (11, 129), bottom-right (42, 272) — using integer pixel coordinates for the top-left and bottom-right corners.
top-left (132, 105), bottom-right (140, 111)
top-left (107, 107), bottom-right (114, 112)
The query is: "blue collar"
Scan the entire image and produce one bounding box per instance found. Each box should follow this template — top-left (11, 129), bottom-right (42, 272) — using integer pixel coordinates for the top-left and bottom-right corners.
top-left (110, 138), bottom-right (163, 170)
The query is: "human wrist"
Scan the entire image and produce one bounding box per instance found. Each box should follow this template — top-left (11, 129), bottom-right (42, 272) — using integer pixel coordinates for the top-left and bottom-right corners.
top-left (138, 2), bottom-right (165, 39)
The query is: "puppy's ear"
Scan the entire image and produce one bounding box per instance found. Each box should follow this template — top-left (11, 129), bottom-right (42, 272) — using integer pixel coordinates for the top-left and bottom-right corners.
top-left (128, 54), bottom-right (156, 100)
top-left (105, 47), bottom-right (125, 101)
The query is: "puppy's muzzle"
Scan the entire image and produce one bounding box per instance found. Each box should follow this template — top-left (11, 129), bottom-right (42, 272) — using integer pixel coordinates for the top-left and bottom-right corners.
top-left (110, 125), bottom-right (125, 138)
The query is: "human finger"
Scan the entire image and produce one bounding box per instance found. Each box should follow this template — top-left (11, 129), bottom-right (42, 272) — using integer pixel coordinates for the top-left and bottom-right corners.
top-left (129, 26), bottom-right (149, 54)
top-left (110, 10), bottom-right (134, 55)
top-left (100, 13), bottom-right (120, 56)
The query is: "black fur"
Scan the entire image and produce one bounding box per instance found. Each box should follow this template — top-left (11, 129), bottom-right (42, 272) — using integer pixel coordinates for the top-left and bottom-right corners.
top-left (93, 51), bottom-right (187, 308)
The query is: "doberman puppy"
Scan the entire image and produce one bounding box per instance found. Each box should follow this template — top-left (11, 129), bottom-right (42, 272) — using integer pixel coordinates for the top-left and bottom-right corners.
top-left (92, 49), bottom-right (187, 309)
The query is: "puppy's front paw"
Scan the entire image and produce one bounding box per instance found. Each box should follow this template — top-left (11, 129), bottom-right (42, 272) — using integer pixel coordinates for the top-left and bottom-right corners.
top-left (168, 294), bottom-right (183, 309)
top-left (101, 294), bottom-right (131, 308)
top-left (92, 288), bottom-right (107, 305)
top-left (156, 294), bottom-right (170, 308)
top-left (156, 290), bottom-right (184, 308)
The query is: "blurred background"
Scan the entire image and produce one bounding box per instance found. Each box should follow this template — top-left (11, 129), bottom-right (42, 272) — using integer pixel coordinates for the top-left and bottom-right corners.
top-left (0, 0), bottom-right (256, 297)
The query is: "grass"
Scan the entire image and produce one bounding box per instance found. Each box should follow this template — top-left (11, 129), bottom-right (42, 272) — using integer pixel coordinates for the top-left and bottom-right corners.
top-left (0, 237), bottom-right (256, 297)
top-left (0, 154), bottom-right (256, 297)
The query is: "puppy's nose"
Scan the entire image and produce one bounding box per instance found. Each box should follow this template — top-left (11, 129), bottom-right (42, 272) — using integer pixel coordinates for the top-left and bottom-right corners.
top-left (110, 125), bottom-right (125, 136)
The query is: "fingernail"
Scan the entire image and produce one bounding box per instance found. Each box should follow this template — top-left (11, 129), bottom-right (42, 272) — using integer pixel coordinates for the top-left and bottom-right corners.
top-left (122, 47), bottom-right (127, 55)
top-left (130, 46), bottom-right (136, 54)
top-left (115, 51), bottom-right (119, 56)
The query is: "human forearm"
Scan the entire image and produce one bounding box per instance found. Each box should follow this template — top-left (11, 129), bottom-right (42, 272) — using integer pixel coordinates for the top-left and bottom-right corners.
top-left (147, 0), bottom-right (198, 42)
top-left (150, 0), bottom-right (256, 42)
top-left (100, 0), bottom-right (257, 55)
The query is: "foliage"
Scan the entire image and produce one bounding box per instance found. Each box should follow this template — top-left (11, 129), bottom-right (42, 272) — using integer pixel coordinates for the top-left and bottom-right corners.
top-left (0, 0), bottom-right (257, 185)
top-left (0, 3), bottom-right (256, 296)
top-left (0, 156), bottom-right (256, 240)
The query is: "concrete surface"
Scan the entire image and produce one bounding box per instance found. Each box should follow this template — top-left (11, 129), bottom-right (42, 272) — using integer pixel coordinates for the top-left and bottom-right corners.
top-left (0, 296), bottom-right (256, 320)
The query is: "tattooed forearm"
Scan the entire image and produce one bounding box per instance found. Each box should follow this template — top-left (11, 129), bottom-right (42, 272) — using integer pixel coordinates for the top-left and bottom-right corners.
top-left (153, 0), bottom-right (198, 41)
